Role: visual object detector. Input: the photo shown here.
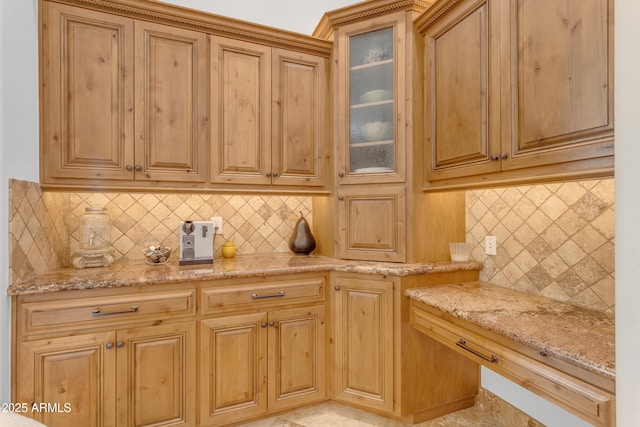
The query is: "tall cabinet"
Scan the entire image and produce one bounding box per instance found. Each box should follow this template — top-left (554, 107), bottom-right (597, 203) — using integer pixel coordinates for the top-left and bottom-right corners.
top-left (314, 0), bottom-right (466, 264)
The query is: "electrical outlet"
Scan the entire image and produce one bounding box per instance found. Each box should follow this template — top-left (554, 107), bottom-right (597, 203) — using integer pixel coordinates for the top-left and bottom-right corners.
top-left (210, 217), bottom-right (223, 235)
top-left (485, 235), bottom-right (497, 256)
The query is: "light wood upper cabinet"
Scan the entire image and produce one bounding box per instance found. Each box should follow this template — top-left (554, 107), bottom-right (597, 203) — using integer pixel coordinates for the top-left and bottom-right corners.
top-left (41, 2), bottom-right (135, 182)
top-left (41, 2), bottom-right (208, 185)
top-left (211, 37), bottom-right (272, 186)
top-left (419, 0), bottom-right (614, 188)
top-left (211, 38), bottom-right (328, 189)
top-left (272, 49), bottom-right (329, 187)
top-left (134, 21), bottom-right (208, 183)
top-left (337, 185), bottom-right (406, 262)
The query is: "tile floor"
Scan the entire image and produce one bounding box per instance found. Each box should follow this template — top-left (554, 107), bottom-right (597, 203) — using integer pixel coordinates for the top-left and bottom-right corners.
top-left (237, 389), bottom-right (544, 427)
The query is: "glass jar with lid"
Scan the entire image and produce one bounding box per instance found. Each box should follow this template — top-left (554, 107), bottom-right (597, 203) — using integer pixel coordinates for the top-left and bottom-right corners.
top-left (79, 207), bottom-right (112, 249)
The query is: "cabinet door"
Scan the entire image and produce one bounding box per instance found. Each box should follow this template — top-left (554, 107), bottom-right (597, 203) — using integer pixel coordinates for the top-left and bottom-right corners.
top-left (41, 2), bottom-right (134, 181)
top-left (332, 276), bottom-right (393, 413)
top-left (18, 332), bottom-right (117, 427)
top-left (267, 305), bottom-right (325, 411)
top-left (272, 49), bottom-right (328, 188)
top-left (337, 185), bottom-right (406, 262)
top-left (200, 313), bottom-right (267, 426)
top-left (134, 21), bottom-right (208, 183)
top-left (424, 0), bottom-right (502, 181)
top-left (211, 37), bottom-right (272, 185)
top-left (336, 12), bottom-right (406, 184)
top-left (504, 0), bottom-right (613, 170)
top-left (116, 321), bottom-right (195, 427)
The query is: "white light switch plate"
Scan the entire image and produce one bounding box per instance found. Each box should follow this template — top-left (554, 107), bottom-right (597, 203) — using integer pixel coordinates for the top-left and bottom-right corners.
top-left (485, 235), bottom-right (497, 256)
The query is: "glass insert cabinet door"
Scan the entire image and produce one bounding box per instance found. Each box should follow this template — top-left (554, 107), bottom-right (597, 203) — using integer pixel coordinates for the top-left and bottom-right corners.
top-left (348, 26), bottom-right (395, 174)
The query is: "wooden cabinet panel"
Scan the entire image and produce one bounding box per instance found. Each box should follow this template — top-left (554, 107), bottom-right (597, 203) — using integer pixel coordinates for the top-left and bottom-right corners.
top-left (332, 276), bottom-right (393, 413)
top-left (272, 49), bottom-right (328, 187)
top-left (267, 305), bottom-right (325, 412)
top-left (424, 0), bottom-right (501, 181)
top-left (200, 313), bottom-right (268, 426)
top-left (134, 21), bottom-right (208, 183)
top-left (211, 37), bottom-right (272, 185)
top-left (18, 332), bottom-right (117, 427)
top-left (116, 321), bottom-right (196, 427)
top-left (337, 186), bottom-right (406, 262)
top-left (41, 2), bottom-right (134, 181)
top-left (505, 0), bottom-right (613, 169)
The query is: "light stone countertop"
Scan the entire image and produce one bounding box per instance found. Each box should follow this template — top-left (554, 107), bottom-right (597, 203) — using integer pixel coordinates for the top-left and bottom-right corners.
top-left (7, 254), bottom-right (483, 296)
top-left (405, 282), bottom-right (615, 381)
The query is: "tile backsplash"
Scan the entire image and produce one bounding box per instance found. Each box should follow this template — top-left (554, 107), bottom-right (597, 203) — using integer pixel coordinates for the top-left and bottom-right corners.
top-left (9, 178), bottom-right (615, 314)
top-left (466, 179), bottom-right (615, 313)
top-left (8, 179), bottom-right (312, 285)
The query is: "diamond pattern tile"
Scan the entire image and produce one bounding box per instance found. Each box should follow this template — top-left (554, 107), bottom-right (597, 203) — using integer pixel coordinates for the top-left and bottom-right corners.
top-left (466, 178), bottom-right (615, 313)
top-left (8, 179), bottom-right (313, 285)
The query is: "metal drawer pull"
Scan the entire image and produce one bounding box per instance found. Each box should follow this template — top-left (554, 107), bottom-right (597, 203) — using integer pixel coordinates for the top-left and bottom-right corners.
top-left (92, 305), bottom-right (139, 317)
top-left (251, 291), bottom-right (285, 300)
top-left (456, 339), bottom-right (498, 363)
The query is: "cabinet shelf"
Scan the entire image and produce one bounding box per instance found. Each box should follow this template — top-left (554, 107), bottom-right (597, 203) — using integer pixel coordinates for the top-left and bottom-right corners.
top-left (350, 59), bottom-right (393, 71)
top-left (350, 140), bottom-right (393, 148)
top-left (351, 99), bottom-right (392, 109)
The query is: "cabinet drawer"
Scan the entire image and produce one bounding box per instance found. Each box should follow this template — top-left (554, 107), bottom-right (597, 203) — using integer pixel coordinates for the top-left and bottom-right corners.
top-left (201, 278), bottom-right (324, 314)
top-left (409, 301), bottom-right (615, 427)
top-left (21, 290), bottom-right (195, 334)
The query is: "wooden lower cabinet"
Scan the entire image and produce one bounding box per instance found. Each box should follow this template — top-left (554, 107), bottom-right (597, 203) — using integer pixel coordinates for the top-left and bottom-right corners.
top-left (200, 305), bottom-right (325, 426)
top-left (17, 322), bottom-right (195, 427)
top-left (331, 272), bottom-right (481, 424)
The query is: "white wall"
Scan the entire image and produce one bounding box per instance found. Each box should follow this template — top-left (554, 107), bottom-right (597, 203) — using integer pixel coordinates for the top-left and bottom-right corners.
top-left (0, 0), bottom-right (40, 404)
top-left (1, 1), bottom-right (638, 425)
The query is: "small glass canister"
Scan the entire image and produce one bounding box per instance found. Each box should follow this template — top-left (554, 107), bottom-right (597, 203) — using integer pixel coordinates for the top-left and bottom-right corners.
top-left (73, 207), bottom-right (115, 268)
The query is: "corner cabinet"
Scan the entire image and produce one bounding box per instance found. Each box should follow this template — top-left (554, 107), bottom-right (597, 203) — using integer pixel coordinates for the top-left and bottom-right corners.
top-left (41, 1), bottom-right (208, 186)
top-left (419, 0), bottom-right (614, 189)
top-left (210, 37), bottom-right (329, 189)
top-left (312, 0), bottom-right (468, 264)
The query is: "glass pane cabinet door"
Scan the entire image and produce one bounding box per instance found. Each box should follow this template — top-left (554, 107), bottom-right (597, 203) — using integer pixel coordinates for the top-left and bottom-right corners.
top-left (348, 27), bottom-right (395, 174)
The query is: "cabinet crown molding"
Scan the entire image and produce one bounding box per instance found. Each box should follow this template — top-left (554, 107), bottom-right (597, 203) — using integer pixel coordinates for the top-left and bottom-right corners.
top-left (50, 0), bottom-right (333, 56)
top-left (313, 0), bottom-right (431, 39)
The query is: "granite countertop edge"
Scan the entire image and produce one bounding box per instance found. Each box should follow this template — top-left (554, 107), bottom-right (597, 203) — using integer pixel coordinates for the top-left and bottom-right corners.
top-left (7, 254), bottom-right (483, 296)
top-left (405, 282), bottom-right (615, 382)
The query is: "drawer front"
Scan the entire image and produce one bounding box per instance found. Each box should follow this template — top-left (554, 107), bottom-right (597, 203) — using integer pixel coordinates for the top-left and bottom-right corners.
top-left (22, 290), bottom-right (195, 334)
top-left (409, 301), bottom-right (615, 427)
top-left (201, 278), bottom-right (324, 314)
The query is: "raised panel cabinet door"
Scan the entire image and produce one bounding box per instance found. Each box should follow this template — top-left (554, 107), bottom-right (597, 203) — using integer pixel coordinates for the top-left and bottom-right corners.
top-left (267, 305), bottom-right (325, 411)
top-left (41, 2), bottom-right (134, 181)
top-left (200, 313), bottom-right (268, 426)
top-left (336, 12), bottom-right (407, 185)
top-left (211, 37), bottom-right (272, 185)
top-left (332, 276), bottom-right (393, 413)
top-left (423, 0), bottom-right (501, 181)
top-left (505, 0), bottom-right (614, 169)
top-left (337, 186), bottom-right (406, 262)
top-left (134, 21), bottom-right (208, 183)
top-left (17, 331), bottom-right (117, 427)
top-left (116, 321), bottom-right (196, 427)
top-left (272, 49), bottom-right (328, 187)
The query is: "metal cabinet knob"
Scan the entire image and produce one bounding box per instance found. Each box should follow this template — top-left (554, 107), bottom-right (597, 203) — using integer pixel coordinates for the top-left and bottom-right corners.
top-left (125, 165), bottom-right (133, 172)
top-left (268, 321), bottom-right (275, 327)
top-left (261, 322), bottom-right (268, 328)
top-left (500, 152), bottom-right (508, 159)
top-left (490, 154), bottom-right (499, 161)
top-left (134, 165), bottom-right (142, 172)
top-left (106, 342), bottom-right (114, 349)
top-left (273, 171), bottom-right (278, 177)
top-left (335, 286), bottom-right (341, 291)
top-left (338, 196), bottom-right (344, 201)
top-left (338, 172), bottom-right (344, 177)
top-left (116, 341), bottom-right (124, 348)
top-left (266, 172), bottom-right (272, 177)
